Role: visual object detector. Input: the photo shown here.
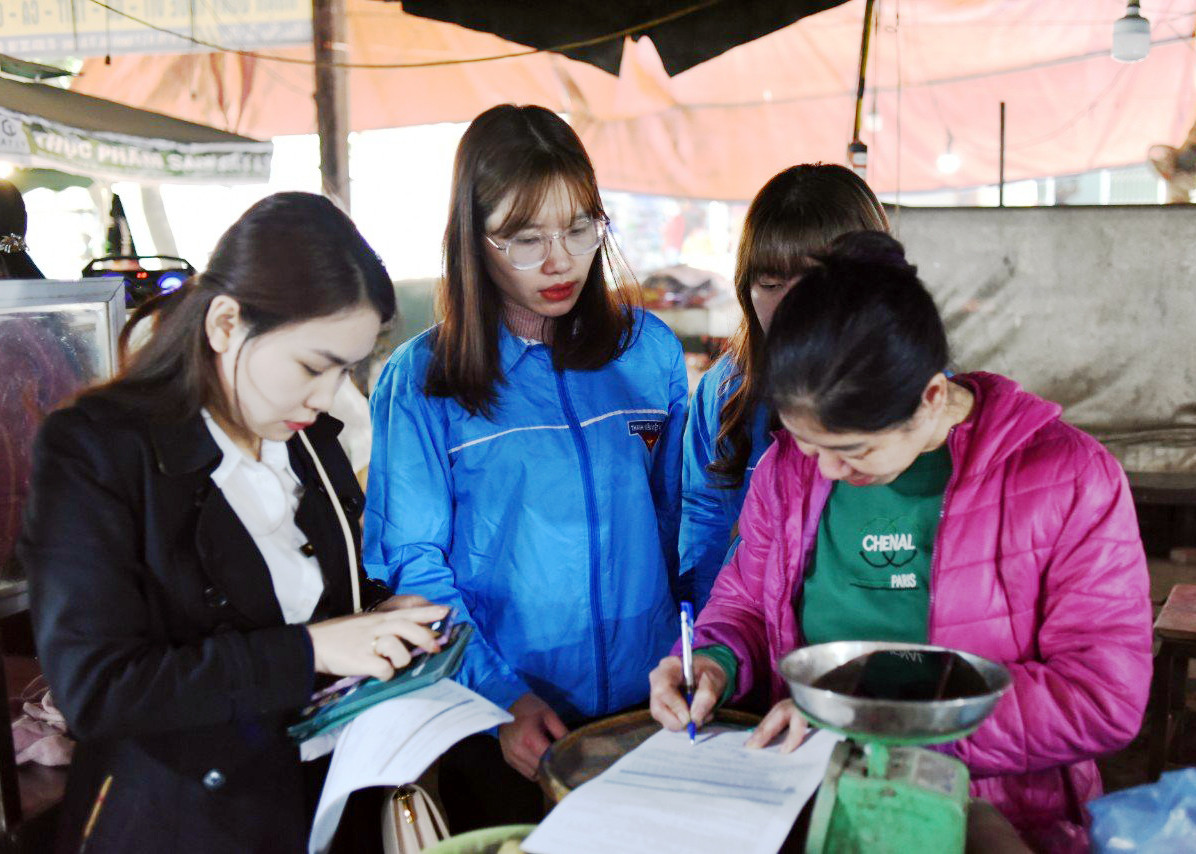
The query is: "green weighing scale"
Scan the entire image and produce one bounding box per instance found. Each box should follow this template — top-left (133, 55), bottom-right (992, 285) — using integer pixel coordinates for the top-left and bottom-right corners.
top-left (780, 641), bottom-right (1011, 854)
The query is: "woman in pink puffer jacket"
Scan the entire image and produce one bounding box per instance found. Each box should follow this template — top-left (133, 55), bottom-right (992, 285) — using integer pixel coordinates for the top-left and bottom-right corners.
top-left (649, 232), bottom-right (1153, 850)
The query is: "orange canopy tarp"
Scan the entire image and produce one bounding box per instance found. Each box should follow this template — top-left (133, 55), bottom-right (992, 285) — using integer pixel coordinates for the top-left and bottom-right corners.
top-left (67, 0), bottom-right (1196, 197)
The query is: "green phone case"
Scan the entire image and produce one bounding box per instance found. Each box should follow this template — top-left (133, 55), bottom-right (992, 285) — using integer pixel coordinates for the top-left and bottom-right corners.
top-left (288, 622), bottom-right (474, 742)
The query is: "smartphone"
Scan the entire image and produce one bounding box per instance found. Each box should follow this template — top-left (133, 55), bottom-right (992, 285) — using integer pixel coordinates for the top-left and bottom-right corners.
top-left (405, 621), bottom-right (467, 677)
top-left (299, 674), bottom-right (368, 719)
top-left (429, 607), bottom-right (458, 642)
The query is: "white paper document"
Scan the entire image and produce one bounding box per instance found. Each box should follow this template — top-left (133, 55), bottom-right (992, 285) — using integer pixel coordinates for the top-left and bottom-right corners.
top-left (523, 726), bottom-right (841, 854)
top-left (308, 679), bottom-right (513, 854)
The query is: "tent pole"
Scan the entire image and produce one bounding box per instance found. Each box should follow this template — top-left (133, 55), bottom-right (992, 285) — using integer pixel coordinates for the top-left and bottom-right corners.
top-left (848, 0), bottom-right (877, 178)
top-left (313, 0), bottom-right (350, 212)
top-left (852, 0), bottom-right (877, 142)
top-left (999, 101), bottom-right (1006, 207)
top-left (140, 185), bottom-right (179, 257)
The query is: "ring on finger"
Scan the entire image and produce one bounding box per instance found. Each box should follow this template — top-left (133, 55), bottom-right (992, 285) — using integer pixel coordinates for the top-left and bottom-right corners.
top-left (372, 636), bottom-right (382, 656)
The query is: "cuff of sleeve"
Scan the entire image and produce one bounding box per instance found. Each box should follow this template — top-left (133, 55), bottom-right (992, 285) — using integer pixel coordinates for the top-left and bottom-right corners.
top-left (361, 578), bottom-right (393, 611)
top-left (244, 625), bottom-right (317, 715)
top-left (675, 571), bottom-right (694, 610)
top-left (474, 670), bottom-right (530, 713)
top-left (694, 644), bottom-right (738, 709)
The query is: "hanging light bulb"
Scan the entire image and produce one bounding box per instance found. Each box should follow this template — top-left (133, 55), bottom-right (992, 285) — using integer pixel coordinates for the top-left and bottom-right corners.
top-left (863, 94), bottom-right (883, 133)
top-left (936, 132), bottom-right (961, 174)
top-left (1112, 1), bottom-right (1151, 63)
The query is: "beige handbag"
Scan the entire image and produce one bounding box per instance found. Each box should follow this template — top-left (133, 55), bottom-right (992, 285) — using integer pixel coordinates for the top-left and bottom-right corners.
top-left (382, 784), bottom-right (450, 853)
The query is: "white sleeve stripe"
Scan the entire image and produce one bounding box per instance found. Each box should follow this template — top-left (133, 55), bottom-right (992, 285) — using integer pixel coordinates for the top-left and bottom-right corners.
top-left (579, 408), bottom-right (668, 428)
top-left (447, 408), bottom-right (669, 455)
top-left (448, 424), bottom-right (571, 454)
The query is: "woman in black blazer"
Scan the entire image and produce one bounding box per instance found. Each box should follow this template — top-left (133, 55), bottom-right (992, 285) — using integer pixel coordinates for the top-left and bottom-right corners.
top-left (18, 193), bottom-right (447, 852)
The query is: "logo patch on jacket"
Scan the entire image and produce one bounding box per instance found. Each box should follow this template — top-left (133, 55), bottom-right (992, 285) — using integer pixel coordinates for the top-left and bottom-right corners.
top-left (628, 419), bottom-right (664, 451)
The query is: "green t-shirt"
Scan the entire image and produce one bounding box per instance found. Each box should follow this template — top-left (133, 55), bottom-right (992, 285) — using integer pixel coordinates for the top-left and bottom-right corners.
top-left (799, 445), bottom-right (952, 646)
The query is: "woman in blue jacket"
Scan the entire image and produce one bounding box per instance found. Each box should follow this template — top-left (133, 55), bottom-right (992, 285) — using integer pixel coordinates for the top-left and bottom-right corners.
top-left (364, 105), bottom-right (687, 827)
top-left (681, 164), bottom-right (889, 611)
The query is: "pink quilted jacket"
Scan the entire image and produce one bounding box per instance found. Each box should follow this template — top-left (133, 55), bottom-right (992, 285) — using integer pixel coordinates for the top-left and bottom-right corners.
top-left (693, 372), bottom-right (1153, 849)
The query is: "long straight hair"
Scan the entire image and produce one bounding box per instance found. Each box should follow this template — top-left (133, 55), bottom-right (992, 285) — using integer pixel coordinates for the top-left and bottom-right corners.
top-left (709, 164), bottom-right (889, 487)
top-left (427, 104), bottom-right (639, 416)
top-left (0, 180), bottom-right (44, 280)
top-left (85, 192), bottom-right (394, 428)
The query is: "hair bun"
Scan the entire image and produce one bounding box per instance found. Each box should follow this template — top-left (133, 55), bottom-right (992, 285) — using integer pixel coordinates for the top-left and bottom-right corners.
top-left (826, 231), bottom-right (912, 272)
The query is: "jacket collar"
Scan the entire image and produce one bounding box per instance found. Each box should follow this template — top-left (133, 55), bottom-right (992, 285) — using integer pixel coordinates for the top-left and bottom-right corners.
top-left (149, 411), bottom-right (221, 476)
top-left (148, 409), bottom-right (346, 478)
top-left (941, 371), bottom-right (1060, 476)
top-left (499, 321), bottom-right (545, 375)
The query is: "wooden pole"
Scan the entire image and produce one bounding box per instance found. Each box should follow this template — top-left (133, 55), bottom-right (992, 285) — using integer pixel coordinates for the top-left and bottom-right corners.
top-left (313, 0), bottom-right (350, 211)
top-left (847, 0), bottom-right (877, 178)
top-left (852, 0), bottom-right (877, 142)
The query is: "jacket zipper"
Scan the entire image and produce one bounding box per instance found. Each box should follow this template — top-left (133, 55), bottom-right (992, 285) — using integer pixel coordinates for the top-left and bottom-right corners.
top-left (555, 371), bottom-right (610, 710)
top-left (788, 476), bottom-right (830, 654)
top-left (928, 424), bottom-right (961, 641)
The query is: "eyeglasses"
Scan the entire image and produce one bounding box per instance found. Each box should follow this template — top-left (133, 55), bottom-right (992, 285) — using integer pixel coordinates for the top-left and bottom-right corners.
top-left (484, 216), bottom-right (609, 270)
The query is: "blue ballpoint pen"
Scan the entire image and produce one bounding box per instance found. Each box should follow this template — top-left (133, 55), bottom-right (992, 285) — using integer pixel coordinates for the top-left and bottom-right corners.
top-left (680, 601), bottom-right (696, 744)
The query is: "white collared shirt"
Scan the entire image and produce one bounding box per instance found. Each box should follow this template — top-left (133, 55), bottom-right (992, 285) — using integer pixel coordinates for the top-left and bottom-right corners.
top-left (201, 410), bottom-right (324, 624)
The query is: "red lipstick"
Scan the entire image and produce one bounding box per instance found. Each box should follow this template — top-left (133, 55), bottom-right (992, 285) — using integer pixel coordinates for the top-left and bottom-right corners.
top-left (539, 282), bottom-right (576, 302)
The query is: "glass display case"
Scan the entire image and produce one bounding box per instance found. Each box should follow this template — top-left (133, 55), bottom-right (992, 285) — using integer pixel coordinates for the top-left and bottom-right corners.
top-left (0, 279), bottom-right (126, 582)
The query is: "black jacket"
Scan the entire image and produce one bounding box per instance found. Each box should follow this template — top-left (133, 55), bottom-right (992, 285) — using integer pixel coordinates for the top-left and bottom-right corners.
top-left (19, 396), bottom-right (386, 852)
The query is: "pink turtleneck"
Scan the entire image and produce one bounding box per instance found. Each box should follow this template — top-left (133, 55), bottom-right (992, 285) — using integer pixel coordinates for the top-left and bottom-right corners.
top-left (502, 299), bottom-right (555, 344)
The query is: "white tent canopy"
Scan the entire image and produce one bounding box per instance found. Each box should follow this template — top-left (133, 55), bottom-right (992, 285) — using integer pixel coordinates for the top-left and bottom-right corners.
top-left (0, 76), bottom-right (271, 184)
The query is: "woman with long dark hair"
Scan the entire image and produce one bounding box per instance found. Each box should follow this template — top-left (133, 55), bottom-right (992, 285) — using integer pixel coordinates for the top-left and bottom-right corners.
top-left (681, 164), bottom-right (888, 610)
top-left (0, 179), bottom-right (44, 279)
top-left (651, 232), bottom-right (1152, 848)
top-left (20, 192), bottom-right (448, 852)
top-left (364, 104), bottom-right (687, 827)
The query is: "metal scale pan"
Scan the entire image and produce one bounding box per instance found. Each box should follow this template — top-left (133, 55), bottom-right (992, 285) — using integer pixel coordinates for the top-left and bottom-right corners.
top-left (779, 641), bottom-right (1012, 746)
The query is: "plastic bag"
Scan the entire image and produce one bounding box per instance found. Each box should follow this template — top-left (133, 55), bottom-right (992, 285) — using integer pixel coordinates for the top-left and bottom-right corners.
top-left (1087, 768), bottom-right (1196, 853)
top-left (10, 676), bottom-right (73, 766)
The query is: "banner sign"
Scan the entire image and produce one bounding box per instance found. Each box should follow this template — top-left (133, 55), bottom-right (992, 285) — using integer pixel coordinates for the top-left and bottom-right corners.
top-left (0, 0), bottom-right (311, 59)
top-left (0, 106), bottom-right (273, 183)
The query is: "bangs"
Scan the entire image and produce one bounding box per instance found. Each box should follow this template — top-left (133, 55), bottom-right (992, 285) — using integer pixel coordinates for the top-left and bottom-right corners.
top-left (742, 213), bottom-right (849, 283)
top-left (741, 186), bottom-right (888, 285)
top-left (489, 157), bottom-right (602, 237)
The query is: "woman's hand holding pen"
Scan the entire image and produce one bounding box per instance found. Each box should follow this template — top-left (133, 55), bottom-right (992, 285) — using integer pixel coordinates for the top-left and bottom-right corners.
top-left (307, 603), bottom-right (449, 681)
top-left (500, 692), bottom-right (569, 780)
top-left (648, 655), bottom-right (726, 733)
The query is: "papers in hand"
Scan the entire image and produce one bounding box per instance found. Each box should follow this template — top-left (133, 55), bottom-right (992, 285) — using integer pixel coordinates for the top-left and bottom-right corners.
top-left (307, 680), bottom-right (513, 854)
top-left (522, 726), bottom-right (842, 854)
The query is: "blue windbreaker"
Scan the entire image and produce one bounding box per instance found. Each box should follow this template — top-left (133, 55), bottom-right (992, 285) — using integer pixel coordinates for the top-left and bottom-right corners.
top-left (363, 310), bottom-right (687, 721)
top-left (679, 353), bottom-right (772, 612)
